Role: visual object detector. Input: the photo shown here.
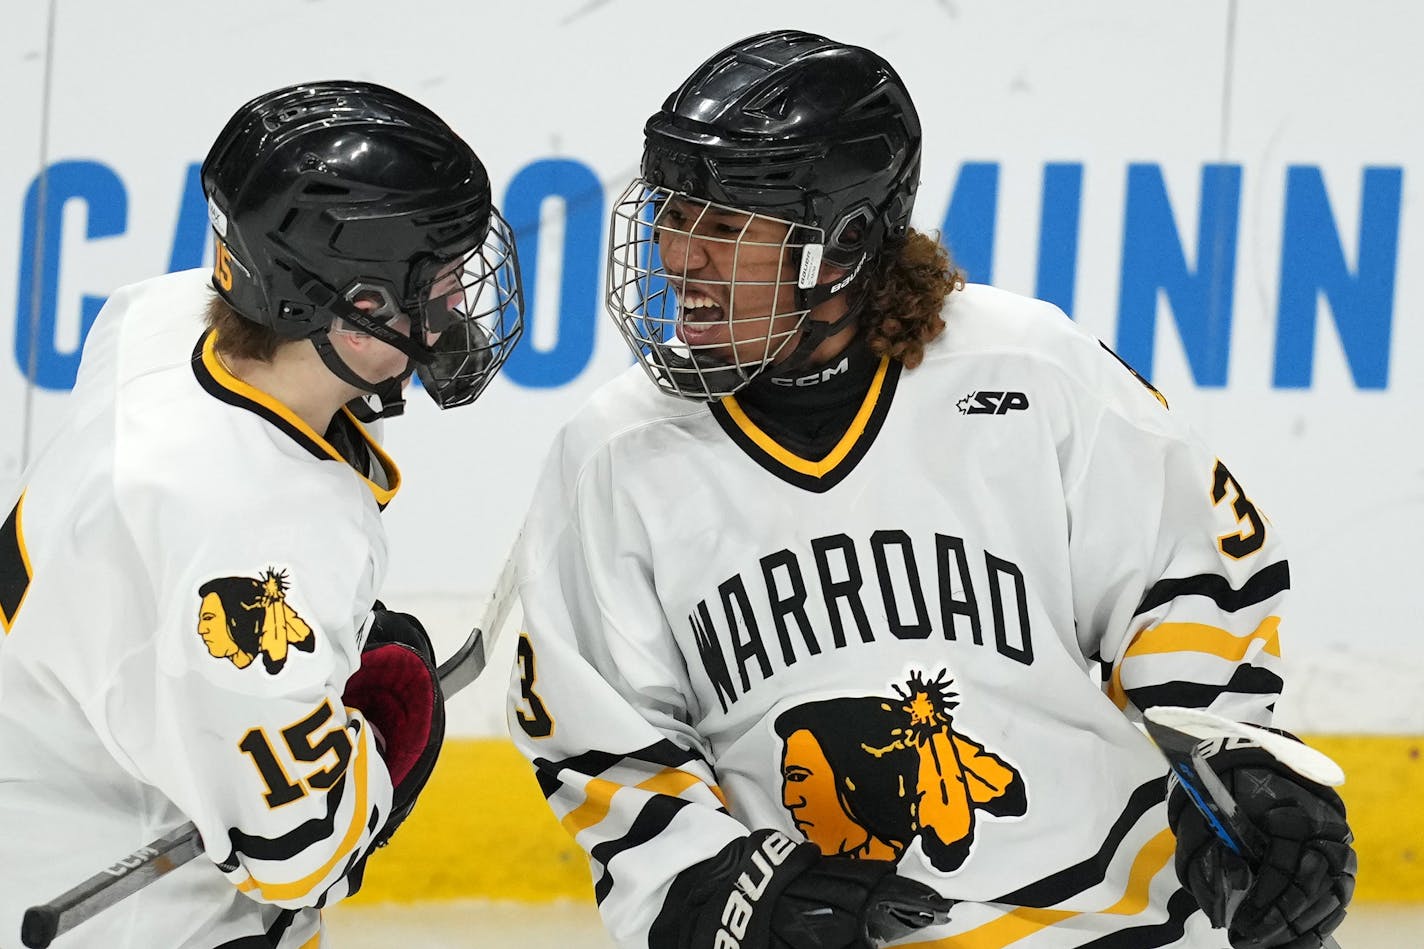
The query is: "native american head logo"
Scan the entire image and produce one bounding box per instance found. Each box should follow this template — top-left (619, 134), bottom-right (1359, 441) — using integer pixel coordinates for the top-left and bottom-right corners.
top-left (195, 568), bottom-right (315, 674)
top-left (774, 669), bottom-right (1026, 873)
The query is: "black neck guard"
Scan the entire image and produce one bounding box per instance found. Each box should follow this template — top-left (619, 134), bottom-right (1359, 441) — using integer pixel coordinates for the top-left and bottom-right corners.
top-left (734, 334), bottom-right (881, 458)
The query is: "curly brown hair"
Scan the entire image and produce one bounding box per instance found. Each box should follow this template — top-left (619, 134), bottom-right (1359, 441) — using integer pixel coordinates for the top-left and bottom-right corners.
top-left (203, 291), bottom-right (286, 363)
top-left (859, 228), bottom-right (964, 369)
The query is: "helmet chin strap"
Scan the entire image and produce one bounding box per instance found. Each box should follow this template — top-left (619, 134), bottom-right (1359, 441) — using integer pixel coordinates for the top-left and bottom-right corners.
top-left (288, 263), bottom-right (438, 420)
top-left (768, 275), bottom-right (866, 379)
top-left (759, 221), bottom-right (883, 379)
top-left (309, 330), bottom-right (411, 421)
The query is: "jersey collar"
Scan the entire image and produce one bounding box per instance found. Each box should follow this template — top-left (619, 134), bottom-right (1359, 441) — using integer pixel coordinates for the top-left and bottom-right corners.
top-left (191, 329), bottom-right (401, 509)
top-left (711, 356), bottom-right (902, 493)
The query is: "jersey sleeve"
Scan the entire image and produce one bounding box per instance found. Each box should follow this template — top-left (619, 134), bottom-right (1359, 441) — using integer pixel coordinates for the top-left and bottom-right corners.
top-left (509, 436), bottom-right (748, 948)
top-left (1063, 346), bottom-right (1287, 728)
top-left (100, 481), bottom-right (395, 910)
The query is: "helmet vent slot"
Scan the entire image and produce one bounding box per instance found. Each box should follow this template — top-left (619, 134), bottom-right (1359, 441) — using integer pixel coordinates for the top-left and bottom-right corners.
top-left (415, 198), bottom-right (483, 225)
top-left (744, 88), bottom-right (792, 121)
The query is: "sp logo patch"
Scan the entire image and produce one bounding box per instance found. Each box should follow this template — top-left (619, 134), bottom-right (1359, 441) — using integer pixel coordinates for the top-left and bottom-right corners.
top-left (956, 390), bottom-right (1030, 415)
top-left (196, 567), bottom-right (315, 674)
top-left (775, 669), bottom-right (1026, 872)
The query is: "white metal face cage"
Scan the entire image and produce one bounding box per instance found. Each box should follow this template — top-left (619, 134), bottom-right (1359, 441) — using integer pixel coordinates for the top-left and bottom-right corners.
top-left (606, 181), bottom-right (826, 402)
top-left (413, 207), bottom-right (525, 409)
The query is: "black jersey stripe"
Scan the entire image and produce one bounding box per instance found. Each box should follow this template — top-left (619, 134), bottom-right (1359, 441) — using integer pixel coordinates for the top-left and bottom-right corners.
top-left (211, 909), bottom-right (300, 949)
top-left (591, 795), bottom-right (693, 904)
top-left (317, 808), bottom-right (382, 909)
top-left (533, 759), bottom-right (564, 799)
top-left (628, 740), bottom-right (707, 769)
top-left (1099, 341), bottom-right (1169, 409)
top-left (227, 771), bottom-right (351, 862)
top-left (1077, 887), bottom-right (1198, 948)
top-left (1135, 561), bottom-right (1290, 617)
top-left (992, 777), bottom-right (1165, 908)
top-left (266, 909), bottom-right (299, 946)
top-left (711, 359), bottom-right (902, 494)
top-left (532, 739), bottom-right (707, 798)
top-left (1127, 664), bottom-right (1284, 712)
top-left (532, 749), bottom-right (638, 797)
top-left (211, 908), bottom-right (300, 949)
top-left (0, 493), bottom-right (32, 631)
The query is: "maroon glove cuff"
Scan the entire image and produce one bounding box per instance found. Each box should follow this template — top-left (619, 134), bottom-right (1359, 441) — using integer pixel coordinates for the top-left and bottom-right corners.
top-left (343, 642), bottom-right (438, 789)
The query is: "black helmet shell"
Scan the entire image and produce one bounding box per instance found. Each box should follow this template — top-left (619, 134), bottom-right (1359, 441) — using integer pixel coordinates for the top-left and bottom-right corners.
top-left (201, 81), bottom-right (492, 338)
top-left (641, 30), bottom-right (921, 270)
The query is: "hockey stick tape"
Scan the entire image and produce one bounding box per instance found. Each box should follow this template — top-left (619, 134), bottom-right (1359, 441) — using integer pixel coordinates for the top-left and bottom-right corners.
top-left (1145, 706), bottom-right (1345, 787)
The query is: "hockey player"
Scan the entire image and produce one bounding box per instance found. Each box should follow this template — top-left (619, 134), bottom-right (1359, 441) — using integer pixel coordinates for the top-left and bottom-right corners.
top-left (0, 81), bottom-right (523, 947)
top-left (510, 30), bottom-right (1355, 949)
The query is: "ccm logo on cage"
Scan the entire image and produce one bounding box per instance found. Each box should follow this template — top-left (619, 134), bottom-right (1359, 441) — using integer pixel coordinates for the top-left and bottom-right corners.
top-left (716, 831), bottom-right (799, 949)
top-left (956, 390), bottom-right (1030, 415)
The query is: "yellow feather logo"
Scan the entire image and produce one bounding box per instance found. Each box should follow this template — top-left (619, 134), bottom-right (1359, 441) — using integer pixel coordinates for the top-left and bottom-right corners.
top-left (775, 669), bottom-right (1025, 871)
top-left (197, 567), bottom-right (316, 674)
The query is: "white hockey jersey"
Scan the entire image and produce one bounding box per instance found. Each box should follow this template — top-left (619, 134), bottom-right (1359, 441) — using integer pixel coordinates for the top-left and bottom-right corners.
top-left (0, 270), bottom-right (398, 948)
top-left (510, 284), bottom-right (1288, 949)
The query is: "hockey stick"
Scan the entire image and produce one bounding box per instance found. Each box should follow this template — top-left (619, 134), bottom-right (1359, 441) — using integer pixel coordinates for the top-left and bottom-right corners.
top-left (1141, 706), bottom-right (1345, 949)
top-left (434, 543), bottom-right (520, 696)
top-left (20, 548), bottom-right (521, 949)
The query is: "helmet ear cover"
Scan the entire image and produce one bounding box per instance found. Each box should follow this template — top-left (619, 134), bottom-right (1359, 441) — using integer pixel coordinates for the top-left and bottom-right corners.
top-left (282, 262), bottom-right (428, 360)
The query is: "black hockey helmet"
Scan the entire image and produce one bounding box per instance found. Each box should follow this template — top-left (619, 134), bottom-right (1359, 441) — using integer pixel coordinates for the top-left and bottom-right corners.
top-left (201, 80), bottom-right (523, 415)
top-left (642, 29), bottom-right (922, 278)
top-left (605, 31), bottom-right (922, 401)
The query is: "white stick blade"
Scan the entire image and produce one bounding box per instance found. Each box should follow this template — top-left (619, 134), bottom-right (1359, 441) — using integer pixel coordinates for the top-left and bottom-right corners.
top-left (1144, 706), bottom-right (1345, 787)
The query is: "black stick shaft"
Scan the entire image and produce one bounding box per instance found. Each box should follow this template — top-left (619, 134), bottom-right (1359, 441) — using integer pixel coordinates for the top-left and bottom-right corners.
top-left (21, 825), bottom-right (203, 947)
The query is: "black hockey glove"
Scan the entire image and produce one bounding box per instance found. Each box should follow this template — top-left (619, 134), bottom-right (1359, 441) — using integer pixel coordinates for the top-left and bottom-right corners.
top-left (649, 829), bottom-right (953, 949)
top-left (342, 605), bottom-right (446, 848)
top-left (1167, 737), bottom-right (1356, 949)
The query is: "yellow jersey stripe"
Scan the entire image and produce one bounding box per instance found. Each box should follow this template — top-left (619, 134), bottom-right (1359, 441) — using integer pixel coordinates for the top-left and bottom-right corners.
top-left (1126, 617), bottom-right (1281, 662)
top-left (1107, 661), bottom-right (1128, 710)
top-left (559, 776), bottom-right (620, 836)
top-left (908, 828), bottom-right (1176, 949)
top-left (720, 358), bottom-right (890, 478)
top-left (561, 768), bottom-right (720, 837)
top-left (341, 408), bottom-right (401, 505)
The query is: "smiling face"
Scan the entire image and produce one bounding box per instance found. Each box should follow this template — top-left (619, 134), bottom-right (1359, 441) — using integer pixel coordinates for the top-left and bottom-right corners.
top-left (607, 182), bottom-right (862, 400)
top-left (652, 196), bottom-right (809, 368)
